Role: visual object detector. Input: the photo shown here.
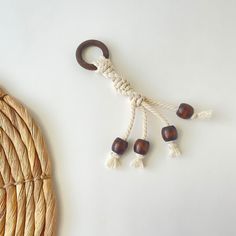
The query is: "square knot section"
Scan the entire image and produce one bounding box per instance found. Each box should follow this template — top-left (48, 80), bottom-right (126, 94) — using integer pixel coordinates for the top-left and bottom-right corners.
top-left (130, 93), bottom-right (145, 107)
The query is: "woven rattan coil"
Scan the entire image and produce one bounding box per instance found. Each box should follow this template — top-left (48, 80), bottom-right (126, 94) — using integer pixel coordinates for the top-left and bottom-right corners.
top-left (0, 87), bottom-right (56, 235)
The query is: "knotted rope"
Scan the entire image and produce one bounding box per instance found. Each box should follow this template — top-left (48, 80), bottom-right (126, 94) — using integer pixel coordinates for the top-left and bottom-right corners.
top-left (0, 87), bottom-right (56, 235)
top-left (94, 56), bottom-right (212, 168)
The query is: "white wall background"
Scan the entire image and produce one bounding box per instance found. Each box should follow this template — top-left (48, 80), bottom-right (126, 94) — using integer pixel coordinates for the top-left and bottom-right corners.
top-left (0, 0), bottom-right (236, 235)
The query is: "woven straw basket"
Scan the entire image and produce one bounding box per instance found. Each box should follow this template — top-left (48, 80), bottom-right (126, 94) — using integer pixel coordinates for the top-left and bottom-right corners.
top-left (0, 87), bottom-right (56, 235)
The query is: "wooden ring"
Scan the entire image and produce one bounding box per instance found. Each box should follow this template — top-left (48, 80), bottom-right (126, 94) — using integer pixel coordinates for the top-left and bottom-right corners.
top-left (76, 39), bottom-right (109, 70)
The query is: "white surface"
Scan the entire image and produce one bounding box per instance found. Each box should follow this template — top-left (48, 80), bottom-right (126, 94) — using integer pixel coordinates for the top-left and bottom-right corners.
top-left (0, 0), bottom-right (236, 235)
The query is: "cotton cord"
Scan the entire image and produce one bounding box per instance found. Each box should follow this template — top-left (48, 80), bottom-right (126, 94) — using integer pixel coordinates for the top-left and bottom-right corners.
top-left (191, 110), bottom-right (212, 120)
top-left (167, 141), bottom-right (181, 158)
top-left (94, 56), bottom-right (211, 166)
top-left (0, 87), bottom-right (56, 235)
top-left (105, 152), bottom-right (121, 169)
top-left (130, 154), bottom-right (145, 169)
top-left (129, 107), bottom-right (148, 169)
top-left (122, 102), bottom-right (136, 141)
top-left (141, 106), bottom-right (147, 140)
top-left (147, 98), bottom-right (178, 112)
top-left (95, 56), bottom-right (177, 162)
top-left (105, 102), bottom-right (136, 168)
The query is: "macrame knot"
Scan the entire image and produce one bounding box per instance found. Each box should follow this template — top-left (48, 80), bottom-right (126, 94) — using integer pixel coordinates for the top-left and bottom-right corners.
top-left (95, 57), bottom-right (136, 98)
top-left (130, 93), bottom-right (144, 107)
top-left (95, 56), bottom-right (114, 75)
top-left (113, 78), bottom-right (133, 96)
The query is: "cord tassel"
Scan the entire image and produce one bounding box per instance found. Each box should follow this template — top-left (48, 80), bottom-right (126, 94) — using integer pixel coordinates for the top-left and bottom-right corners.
top-left (105, 152), bottom-right (121, 169)
top-left (167, 141), bottom-right (181, 158)
top-left (131, 138), bottom-right (150, 168)
top-left (130, 154), bottom-right (144, 168)
top-left (191, 110), bottom-right (212, 120)
top-left (107, 137), bottom-right (128, 169)
top-left (162, 125), bottom-right (181, 157)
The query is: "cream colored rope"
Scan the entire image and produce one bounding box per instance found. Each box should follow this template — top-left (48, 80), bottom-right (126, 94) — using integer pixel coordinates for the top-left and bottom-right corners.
top-left (0, 87), bottom-right (56, 235)
top-left (87, 49), bottom-right (211, 168)
top-left (95, 56), bottom-right (182, 168)
top-left (122, 102), bottom-right (136, 141)
top-left (140, 106), bottom-right (147, 140)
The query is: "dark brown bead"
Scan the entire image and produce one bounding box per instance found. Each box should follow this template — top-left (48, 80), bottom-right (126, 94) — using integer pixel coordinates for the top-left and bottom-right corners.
top-left (111, 137), bottom-right (128, 155)
top-left (176, 103), bottom-right (194, 119)
top-left (134, 139), bottom-right (150, 155)
top-left (161, 126), bottom-right (178, 142)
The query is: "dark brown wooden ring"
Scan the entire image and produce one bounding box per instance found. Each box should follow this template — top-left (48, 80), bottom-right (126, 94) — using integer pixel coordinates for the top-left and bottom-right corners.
top-left (76, 39), bottom-right (109, 70)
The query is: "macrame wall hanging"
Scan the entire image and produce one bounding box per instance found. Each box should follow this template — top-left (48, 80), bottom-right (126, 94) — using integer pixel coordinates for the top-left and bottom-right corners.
top-left (76, 39), bottom-right (212, 169)
top-left (0, 87), bottom-right (56, 235)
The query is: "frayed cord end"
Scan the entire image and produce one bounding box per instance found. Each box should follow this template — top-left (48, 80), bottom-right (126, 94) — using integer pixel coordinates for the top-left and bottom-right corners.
top-left (167, 141), bottom-right (181, 158)
top-left (191, 110), bottom-right (213, 120)
top-left (105, 152), bottom-right (121, 169)
top-left (130, 154), bottom-right (145, 169)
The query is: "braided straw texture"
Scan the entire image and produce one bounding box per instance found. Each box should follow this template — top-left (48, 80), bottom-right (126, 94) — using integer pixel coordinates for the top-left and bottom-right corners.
top-left (0, 87), bottom-right (56, 235)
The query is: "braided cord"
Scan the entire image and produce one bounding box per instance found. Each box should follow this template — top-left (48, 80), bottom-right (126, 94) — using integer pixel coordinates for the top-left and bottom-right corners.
top-left (141, 106), bottom-right (148, 140)
top-left (147, 98), bottom-right (178, 112)
top-left (122, 102), bottom-right (136, 141)
top-left (142, 101), bottom-right (170, 126)
top-left (95, 57), bottom-right (172, 127)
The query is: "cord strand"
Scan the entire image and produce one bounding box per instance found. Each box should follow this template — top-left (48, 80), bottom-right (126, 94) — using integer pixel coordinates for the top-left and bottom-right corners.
top-left (141, 107), bottom-right (147, 140)
top-left (122, 102), bottom-right (136, 141)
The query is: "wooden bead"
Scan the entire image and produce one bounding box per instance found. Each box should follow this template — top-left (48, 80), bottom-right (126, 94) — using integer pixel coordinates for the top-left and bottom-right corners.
top-left (161, 125), bottom-right (178, 142)
top-left (176, 103), bottom-right (194, 119)
top-left (111, 137), bottom-right (128, 155)
top-left (134, 139), bottom-right (150, 155)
